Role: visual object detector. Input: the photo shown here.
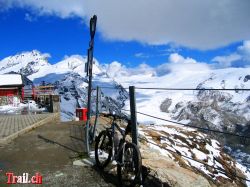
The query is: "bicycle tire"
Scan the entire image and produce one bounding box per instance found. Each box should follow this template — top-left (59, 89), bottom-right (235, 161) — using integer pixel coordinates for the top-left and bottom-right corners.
top-left (95, 130), bottom-right (113, 169)
top-left (117, 142), bottom-right (142, 187)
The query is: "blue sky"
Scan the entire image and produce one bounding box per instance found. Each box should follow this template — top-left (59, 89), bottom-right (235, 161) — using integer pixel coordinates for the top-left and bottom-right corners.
top-left (0, 1), bottom-right (249, 68)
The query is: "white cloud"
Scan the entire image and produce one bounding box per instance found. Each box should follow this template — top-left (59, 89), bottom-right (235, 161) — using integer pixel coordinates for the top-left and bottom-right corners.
top-left (169, 53), bottom-right (197, 64)
top-left (212, 54), bottom-right (242, 68)
top-left (212, 40), bottom-right (250, 67)
top-left (161, 43), bottom-right (182, 56)
top-left (2, 0), bottom-right (250, 50)
top-left (106, 53), bottom-right (211, 78)
top-left (156, 53), bottom-right (211, 76)
top-left (136, 63), bottom-right (155, 75)
top-left (134, 53), bottom-right (150, 58)
top-left (106, 61), bottom-right (128, 78)
top-left (238, 40), bottom-right (250, 62)
top-left (1, 0), bottom-right (86, 18)
top-left (105, 61), bottom-right (155, 78)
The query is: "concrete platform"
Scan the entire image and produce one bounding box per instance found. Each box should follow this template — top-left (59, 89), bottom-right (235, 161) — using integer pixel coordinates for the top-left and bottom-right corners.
top-left (0, 120), bottom-right (115, 186)
top-left (0, 113), bottom-right (59, 145)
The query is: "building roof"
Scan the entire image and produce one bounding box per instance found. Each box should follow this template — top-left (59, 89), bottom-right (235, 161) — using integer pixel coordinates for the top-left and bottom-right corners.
top-left (0, 74), bottom-right (23, 86)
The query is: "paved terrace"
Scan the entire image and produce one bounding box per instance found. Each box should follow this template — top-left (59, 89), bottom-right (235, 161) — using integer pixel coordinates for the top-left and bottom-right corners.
top-left (0, 115), bottom-right (173, 186)
top-left (0, 119), bottom-right (115, 186)
top-left (0, 113), bottom-right (58, 144)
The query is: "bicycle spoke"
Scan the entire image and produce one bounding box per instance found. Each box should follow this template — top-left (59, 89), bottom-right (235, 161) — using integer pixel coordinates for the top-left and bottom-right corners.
top-left (95, 130), bottom-right (112, 169)
top-left (117, 142), bottom-right (142, 186)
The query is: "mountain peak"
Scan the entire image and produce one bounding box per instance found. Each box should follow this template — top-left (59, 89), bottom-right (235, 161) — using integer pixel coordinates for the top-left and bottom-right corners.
top-left (0, 50), bottom-right (51, 76)
top-left (53, 55), bottom-right (102, 77)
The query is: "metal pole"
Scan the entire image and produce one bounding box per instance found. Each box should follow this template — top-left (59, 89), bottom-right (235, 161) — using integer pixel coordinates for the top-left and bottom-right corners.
top-left (28, 99), bottom-right (30, 114)
top-left (85, 15), bottom-right (97, 154)
top-left (129, 86), bottom-right (138, 145)
top-left (129, 86), bottom-right (143, 185)
top-left (85, 51), bottom-right (93, 153)
top-left (92, 86), bottom-right (100, 142)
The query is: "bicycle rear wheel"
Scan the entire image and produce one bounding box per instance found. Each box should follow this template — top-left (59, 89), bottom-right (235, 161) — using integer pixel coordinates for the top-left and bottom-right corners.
top-left (95, 130), bottom-right (113, 169)
top-left (117, 142), bottom-right (142, 187)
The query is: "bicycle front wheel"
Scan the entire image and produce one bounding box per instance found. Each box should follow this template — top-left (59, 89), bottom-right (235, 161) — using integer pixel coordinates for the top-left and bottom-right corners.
top-left (117, 142), bottom-right (142, 187)
top-left (95, 130), bottom-right (113, 169)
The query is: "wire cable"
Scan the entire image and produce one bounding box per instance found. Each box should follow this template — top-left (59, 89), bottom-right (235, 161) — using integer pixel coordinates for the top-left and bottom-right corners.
top-left (135, 87), bottom-right (250, 91)
top-left (94, 86), bottom-right (129, 90)
top-left (121, 109), bottom-right (250, 139)
top-left (95, 86), bottom-right (250, 91)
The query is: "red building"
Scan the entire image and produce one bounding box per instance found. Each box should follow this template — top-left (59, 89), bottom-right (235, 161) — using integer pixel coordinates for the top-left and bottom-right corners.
top-left (0, 73), bottom-right (35, 105)
top-left (0, 74), bottom-right (24, 101)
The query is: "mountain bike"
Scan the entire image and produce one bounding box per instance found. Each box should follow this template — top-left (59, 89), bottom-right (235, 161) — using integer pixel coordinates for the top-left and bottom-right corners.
top-left (95, 113), bottom-right (142, 186)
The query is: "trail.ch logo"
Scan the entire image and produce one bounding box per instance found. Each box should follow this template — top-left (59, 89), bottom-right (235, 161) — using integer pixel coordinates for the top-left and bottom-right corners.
top-left (1, 170), bottom-right (42, 184)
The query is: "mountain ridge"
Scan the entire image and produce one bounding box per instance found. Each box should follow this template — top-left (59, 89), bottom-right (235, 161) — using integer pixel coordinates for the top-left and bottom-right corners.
top-left (0, 50), bottom-right (250, 186)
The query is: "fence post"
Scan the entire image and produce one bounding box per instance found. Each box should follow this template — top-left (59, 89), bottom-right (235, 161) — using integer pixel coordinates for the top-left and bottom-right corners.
top-left (129, 86), bottom-right (138, 145)
top-left (28, 99), bottom-right (30, 114)
top-left (92, 86), bottom-right (100, 142)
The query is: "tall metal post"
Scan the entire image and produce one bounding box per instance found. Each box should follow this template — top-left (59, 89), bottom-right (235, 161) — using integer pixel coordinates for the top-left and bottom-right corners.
top-left (129, 86), bottom-right (138, 145)
top-left (85, 15), bottom-right (97, 154)
top-left (129, 86), bottom-right (142, 184)
top-left (92, 86), bottom-right (100, 142)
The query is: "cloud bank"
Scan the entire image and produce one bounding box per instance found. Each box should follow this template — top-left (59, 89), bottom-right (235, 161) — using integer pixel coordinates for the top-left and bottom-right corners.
top-left (212, 40), bottom-right (250, 67)
top-left (1, 0), bottom-right (250, 50)
top-left (106, 53), bottom-right (211, 78)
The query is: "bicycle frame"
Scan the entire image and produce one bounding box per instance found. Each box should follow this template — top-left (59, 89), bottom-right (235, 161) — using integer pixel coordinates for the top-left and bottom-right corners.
top-left (106, 121), bottom-right (126, 162)
top-left (95, 114), bottom-right (142, 186)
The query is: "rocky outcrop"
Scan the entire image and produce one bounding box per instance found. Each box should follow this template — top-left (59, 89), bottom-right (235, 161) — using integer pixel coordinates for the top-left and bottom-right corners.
top-left (160, 98), bottom-right (172, 113)
top-left (244, 75), bottom-right (250, 82)
top-left (141, 144), bottom-right (212, 187)
top-left (138, 124), bottom-right (249, 187)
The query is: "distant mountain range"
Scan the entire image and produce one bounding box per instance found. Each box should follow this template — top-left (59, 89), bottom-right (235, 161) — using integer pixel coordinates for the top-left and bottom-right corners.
top-left (1, 50), bottom-right (250, 133)
top-left (0, 50), bottom-right (250, 185)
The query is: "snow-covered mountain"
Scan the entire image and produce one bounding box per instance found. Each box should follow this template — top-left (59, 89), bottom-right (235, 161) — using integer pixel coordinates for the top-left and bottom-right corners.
top-left (110, 64), bottom-right (250, 134)
top-left (110, 65), bottom-right (250, 135)
top-left (1, 51), bottom-right (249, 132)
top-left (1, 50), bottom-right (249, 133)
top-left (0, 50), bottom-right (50, 76)
top-left (103, 61), bottom-right (250, 184)
top-left (0, 50), bottom-right (128, 121)
top-left (0, 50), bottom-right (250, 185)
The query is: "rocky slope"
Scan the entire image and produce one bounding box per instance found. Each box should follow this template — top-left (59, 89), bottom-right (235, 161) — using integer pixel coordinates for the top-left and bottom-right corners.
top-left (96, 116), bottom-right (250, 186)
top-left (168, 73), bottom-right (250, 134)
top-left (157, 71), bottom-right (250, 173)
top-left (139, 124), bottom-right (249, 187)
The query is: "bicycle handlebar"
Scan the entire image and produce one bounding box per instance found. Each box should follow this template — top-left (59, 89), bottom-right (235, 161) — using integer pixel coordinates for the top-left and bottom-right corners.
top-left (101, 113), bottom-right (132, 136)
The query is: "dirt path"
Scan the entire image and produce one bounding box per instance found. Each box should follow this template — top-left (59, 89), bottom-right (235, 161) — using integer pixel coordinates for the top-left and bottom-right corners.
top-left (0, 120), bottom-right (115, 187)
